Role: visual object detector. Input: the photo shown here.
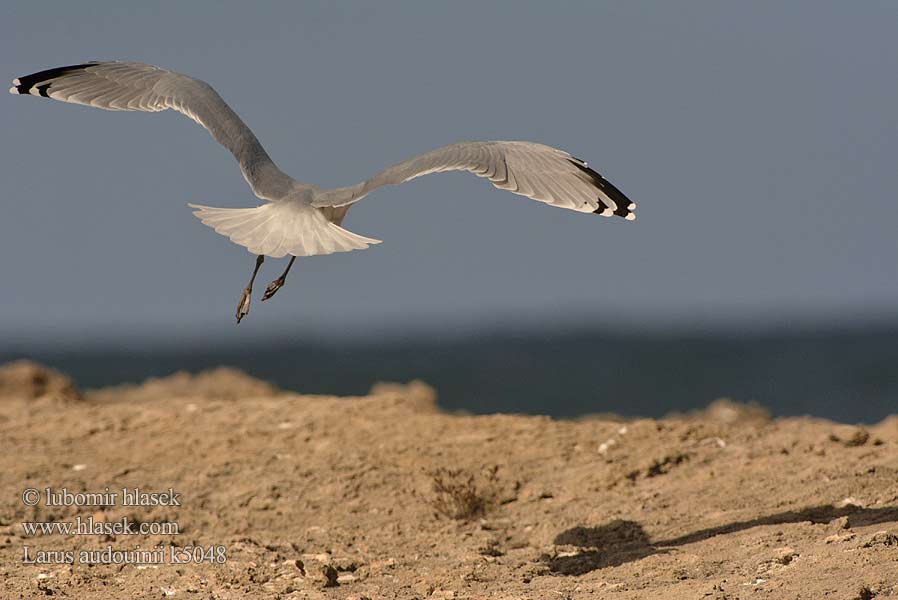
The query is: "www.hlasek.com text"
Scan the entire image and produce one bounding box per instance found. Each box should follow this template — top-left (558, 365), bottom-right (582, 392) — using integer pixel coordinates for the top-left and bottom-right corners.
top-left (22, 515), bottom-right (179, 537)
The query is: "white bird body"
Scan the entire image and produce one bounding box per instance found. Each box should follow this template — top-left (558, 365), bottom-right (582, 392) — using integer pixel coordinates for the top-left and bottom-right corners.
top-left (10, 61), bottom-right (635, 260)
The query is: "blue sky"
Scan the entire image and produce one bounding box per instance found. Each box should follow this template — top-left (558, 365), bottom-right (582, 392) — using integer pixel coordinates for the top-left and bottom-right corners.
top-left (2, 1), bottom-right (897, 345)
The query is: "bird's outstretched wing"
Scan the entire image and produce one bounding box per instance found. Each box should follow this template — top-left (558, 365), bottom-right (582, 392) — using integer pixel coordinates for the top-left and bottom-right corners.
top-left (9, 61), bottom-right (290, 200)
top-left (312, 141), bottom-right (635, 220)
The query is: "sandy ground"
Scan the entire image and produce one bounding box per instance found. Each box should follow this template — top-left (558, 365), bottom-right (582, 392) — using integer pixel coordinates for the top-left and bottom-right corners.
top-left (1, 360), bottom-right (897, 599)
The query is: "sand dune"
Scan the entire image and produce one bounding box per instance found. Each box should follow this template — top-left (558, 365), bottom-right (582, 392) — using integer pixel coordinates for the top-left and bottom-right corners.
top-left (1, 361), bottom-right (896, 599)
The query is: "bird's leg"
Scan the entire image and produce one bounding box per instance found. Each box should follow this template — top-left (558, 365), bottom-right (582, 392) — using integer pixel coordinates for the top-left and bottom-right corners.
top-left (236, 255), bottom-right (265, 323)
top-left (262, 256), bottom-right (296, 301)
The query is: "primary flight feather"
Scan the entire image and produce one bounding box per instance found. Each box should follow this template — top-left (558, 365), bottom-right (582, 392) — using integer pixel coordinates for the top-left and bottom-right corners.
top-left (10, 61), bottom-right (636, 321)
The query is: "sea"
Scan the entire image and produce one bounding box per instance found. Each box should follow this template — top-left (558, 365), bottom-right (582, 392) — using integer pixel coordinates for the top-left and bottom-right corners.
top-left (3, 325), bottom-right (896, 424)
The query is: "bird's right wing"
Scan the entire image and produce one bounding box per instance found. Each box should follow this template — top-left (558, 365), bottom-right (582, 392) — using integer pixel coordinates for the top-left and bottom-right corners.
top-left (10, 61), bottom-right (291, 200)
top-left (313, 140), bottom-right (635, 220)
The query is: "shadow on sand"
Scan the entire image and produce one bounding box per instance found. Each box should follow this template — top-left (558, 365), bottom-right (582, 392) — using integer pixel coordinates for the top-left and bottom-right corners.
top-left (546, 504), bottom-right (898, 576)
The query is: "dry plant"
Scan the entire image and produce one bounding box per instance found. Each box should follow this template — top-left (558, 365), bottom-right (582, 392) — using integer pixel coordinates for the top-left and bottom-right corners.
top-left (426, 465), bottom-right (500, 521)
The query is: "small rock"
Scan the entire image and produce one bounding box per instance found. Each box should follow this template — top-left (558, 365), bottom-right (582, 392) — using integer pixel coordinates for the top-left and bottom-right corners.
top-left (413, 580), bottom-right (435, 597)
top-left (773, 546), bottom-right (798, 565)
top-left (838, 497), bottom-right (865, 509)
top-left (863, 530), bottom-right (898, 548)
top-left (331, 557), bottom-right (361, 572)
top-left (302, 553), bottom-right (331, 562)
top-left (831, 428), bottom-right (871, 447)
top-left (597, 438), bottom-right (616, 455)
top-left (699, 436), bottom-right (727, 448)
top-left (321, 565), bottom-right (339, 587)
top-left (847, 428), bottom-right (870, 446)
top-left (854, 585), bottom-right (876, 600)
top-left (700, 398), bottom-right (771, 425)
top-left (479, 541), bottom-right (504, 557)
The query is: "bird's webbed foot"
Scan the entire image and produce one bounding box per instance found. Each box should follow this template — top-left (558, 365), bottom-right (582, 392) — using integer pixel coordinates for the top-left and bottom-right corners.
top-left (236, 287), bottom-right (252, 323)
top-left (261, 277), bottom-right (286, 301)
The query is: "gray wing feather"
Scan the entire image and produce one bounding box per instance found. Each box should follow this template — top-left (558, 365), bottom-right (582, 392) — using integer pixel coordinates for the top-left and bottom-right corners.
top-left (313, 141), bottom-right (635, 220)
top-left (10, 61), bottom-right (290, 200)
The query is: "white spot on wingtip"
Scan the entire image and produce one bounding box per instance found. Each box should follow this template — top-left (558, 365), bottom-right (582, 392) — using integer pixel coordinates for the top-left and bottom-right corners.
top-left (8, 86), bottom-right (18, 95)
top-left (625, 213), bottom-right (637, 221)
top-left (601, 208), bottom-right (614, 217)
top-left (628, 202), bottom-right (636, 209)
top-left (13, 78), bottom-right (20, 85)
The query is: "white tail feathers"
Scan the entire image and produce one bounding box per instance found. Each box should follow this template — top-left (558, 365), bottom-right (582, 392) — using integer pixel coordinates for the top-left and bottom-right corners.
top-left (189, 200), bottom-right (381, 258)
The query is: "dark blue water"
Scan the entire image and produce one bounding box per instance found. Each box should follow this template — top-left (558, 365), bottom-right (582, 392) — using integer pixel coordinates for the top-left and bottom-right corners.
top-left (4, 326), bottom-right (897, 423)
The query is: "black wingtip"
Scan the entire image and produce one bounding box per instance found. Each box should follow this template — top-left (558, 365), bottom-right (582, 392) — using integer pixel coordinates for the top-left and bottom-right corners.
top-left (11, 62), bottom-right (100, 95)
top-left (569, 159), bottom-right (636, 220)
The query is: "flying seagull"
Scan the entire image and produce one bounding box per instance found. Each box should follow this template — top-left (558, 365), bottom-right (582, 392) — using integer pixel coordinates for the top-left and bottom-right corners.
top-left (10, 61), bottom-right (635, 323)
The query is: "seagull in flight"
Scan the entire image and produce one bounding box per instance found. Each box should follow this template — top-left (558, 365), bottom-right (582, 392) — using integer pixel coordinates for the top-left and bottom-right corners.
top-left (10, 61), bottom-right (635, 323)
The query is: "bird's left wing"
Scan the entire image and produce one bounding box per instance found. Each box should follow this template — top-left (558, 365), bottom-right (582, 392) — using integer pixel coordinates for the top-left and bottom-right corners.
top-left (312, 140), bottom-right (635, 220)
top-left (10, 61), bottom-right (290, 199)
